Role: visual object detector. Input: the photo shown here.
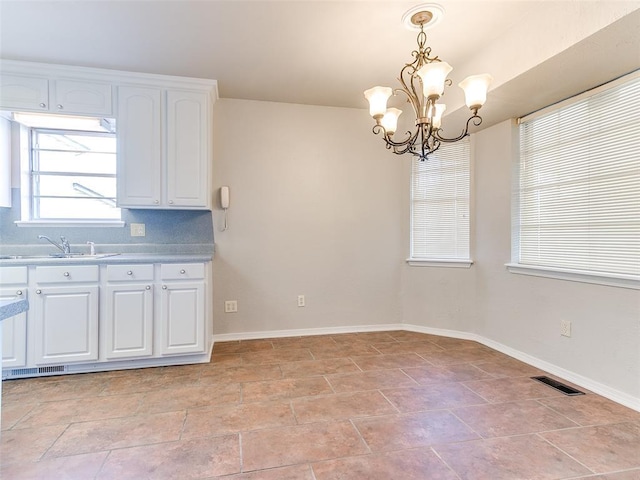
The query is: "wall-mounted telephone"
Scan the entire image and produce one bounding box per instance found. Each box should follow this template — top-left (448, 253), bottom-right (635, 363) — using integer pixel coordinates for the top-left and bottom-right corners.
top-left (220, 186), bottom-right (230, 231)
top-left (220, 186), bottom-right (230, 209)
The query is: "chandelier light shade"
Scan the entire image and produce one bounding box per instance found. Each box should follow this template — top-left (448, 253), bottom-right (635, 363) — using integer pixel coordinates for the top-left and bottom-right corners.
top-left (417, 61), bottom-right (453, 98)
top-left (364, 4), bottom-right (492, 161)
top-left (363, 86), bottom-right (393, 118)
top-left (381, 107), bottom-right (403, 135)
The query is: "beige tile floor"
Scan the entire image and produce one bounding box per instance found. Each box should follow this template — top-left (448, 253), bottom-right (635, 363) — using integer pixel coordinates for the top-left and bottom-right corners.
top-left (2, 331), bottom-right (640, 479)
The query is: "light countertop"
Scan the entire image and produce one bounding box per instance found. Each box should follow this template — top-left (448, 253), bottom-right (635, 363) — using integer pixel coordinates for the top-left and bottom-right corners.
top-left (0, 298), bottom-right (29, 322)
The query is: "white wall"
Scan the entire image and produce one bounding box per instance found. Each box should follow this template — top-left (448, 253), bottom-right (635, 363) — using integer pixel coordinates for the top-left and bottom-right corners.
top-left (403, 120), bottom-right (640, 406)
top-left (211, 99), bottom-right (405, 336)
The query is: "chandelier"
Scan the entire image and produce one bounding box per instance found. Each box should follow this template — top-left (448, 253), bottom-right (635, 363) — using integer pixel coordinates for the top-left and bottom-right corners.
top-left (364, 4), bottom-right (492, 161)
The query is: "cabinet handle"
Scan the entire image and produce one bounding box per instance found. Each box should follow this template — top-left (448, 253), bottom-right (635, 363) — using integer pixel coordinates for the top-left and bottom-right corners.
top-left (36, 289), bottom-right (42, 294)
top-left (146, 285), bottom-right (151, 290)
top-left (39, 102), bottom-right (46, 108)
top-left (127, 270), bottom-right (133, 275)
top-left (57, 104), bottom-right (64, 109)
top-left (180, 269), bottom-right (186, 274)
top-left (162, 285), bottom-right (167, 290)
top-left (63, 272), bottom-right (70, 277)
top-left (16, 290), bottom-right (22, 296)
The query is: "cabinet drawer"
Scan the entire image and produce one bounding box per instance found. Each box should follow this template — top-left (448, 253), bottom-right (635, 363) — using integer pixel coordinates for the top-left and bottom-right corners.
top-left (0, 266), bottom-right (28, 285)
top-left (106, 264), bottom-right (154, 282)
top-left (160, 263), bottom-right (205, 281)
top-left (35, 265), bottom-right (99, 284)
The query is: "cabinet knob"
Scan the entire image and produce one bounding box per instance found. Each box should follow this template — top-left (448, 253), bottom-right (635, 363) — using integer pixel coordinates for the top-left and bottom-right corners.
top-left (63, 272), bottom-right (70, 277)
top-left (57, 104), bottom-right (64, 109)
top-left (36, 289), bottom-right (42, 294)
top-left (39, 102), bottom-right (46, 108)
top-left (169, 200), bottom-right (174, 204)
top-left (154, 200), bottom-right (159, 204)
top-left (162, 285), bottom-right (167, 290)
top-left (146, 285), bottom-right (151, 290)
top-left (16, 290), bottom-right (22, 296)
top-left (127, 270), bottom-right (133, 275)
top-left (180, 269), bottom-right (186, 274)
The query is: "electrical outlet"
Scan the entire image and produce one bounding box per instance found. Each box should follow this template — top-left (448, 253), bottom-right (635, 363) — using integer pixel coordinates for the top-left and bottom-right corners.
top-left (297, 295), bottom-right (305, 307)
top-left (130, 223), bottom-right (146, 237)
top-left (560, 319), bottom-right (572, 337)
top-left (224, 300), bottom-right (238, 313)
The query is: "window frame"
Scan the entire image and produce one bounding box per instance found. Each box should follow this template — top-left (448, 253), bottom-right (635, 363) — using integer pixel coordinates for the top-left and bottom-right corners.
top-left (14, 121), bottom-right (124, 228)
top-left (407, 136), bottom-right (473, 268)
top-left (507, 72), bottom-right (640, 290)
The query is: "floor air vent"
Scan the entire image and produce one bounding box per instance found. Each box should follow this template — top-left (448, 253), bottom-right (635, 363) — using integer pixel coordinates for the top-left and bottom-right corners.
top-left (3, 365), bottom-right (66, 380)
top-left (531, 376), bottom-right (584, 396)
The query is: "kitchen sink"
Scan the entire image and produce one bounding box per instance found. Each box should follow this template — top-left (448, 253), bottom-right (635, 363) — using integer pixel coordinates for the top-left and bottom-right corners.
top-left (0, 253), bottom-right (120, 260)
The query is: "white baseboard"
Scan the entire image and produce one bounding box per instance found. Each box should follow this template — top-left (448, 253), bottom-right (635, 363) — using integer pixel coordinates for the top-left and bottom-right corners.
top-left (212, 323), bottom-right (405, 342)
top-left (213, 324), bottom-right (640, 413)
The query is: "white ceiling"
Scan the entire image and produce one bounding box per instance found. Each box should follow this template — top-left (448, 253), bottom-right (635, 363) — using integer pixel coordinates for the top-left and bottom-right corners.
top-left (1, 1), bottom-right (639, 129)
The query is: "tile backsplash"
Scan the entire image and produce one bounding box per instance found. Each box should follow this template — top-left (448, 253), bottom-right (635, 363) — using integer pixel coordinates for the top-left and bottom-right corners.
top-left (0, 189), bottom-right (214, 254)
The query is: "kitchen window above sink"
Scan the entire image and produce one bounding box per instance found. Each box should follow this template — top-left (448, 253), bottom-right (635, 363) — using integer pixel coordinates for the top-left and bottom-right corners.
top-left (11, 112), bottom-right (124, 227)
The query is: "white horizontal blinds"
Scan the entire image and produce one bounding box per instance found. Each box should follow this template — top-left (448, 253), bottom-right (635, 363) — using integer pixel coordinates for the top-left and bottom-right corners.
top-left (518, 75), bottom-right (640, 276)
top-left (411, 138), bottom-right (470, 259)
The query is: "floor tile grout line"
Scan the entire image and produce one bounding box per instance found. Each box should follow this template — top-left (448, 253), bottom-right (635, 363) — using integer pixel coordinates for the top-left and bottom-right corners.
top-left (535, 432), bottom-right (597, 475)
top-left (377, 389), bottom-right (402, 414)
top-left (429, 445), bottom-right (464, 480)
top-left (446, 408), bottom-right (487, 440)
top-left (348, 418), bottom-right (373, 455)
top-left (93, 448), bottom-right (112, 480)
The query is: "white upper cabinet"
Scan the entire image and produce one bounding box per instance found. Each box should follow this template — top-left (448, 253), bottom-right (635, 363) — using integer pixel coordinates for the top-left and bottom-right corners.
top-left (166, 90), bottom-right (210, 208)
top-left (117, 86), bottom-right (163, 207)
top-left (0, 74), bottom-right (48, 111)
top-left (118, 88), bottom-right (213, 209)
top-left (0, 60), bottom-right (217, 210)
top-left (0, 74), bottom-right (112, 116)
top-left (53, 79), bottom-right (112, 116)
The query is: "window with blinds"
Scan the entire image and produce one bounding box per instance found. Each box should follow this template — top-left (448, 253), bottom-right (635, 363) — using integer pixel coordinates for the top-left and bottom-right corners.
top-left (410, 138), bottom-right (470, 264)
top-left (515, 73), bottom-right (640, 281)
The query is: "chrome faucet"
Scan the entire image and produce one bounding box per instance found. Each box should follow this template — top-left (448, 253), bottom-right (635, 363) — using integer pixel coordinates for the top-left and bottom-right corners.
top-left (38, 235), bottom-right (71, 255)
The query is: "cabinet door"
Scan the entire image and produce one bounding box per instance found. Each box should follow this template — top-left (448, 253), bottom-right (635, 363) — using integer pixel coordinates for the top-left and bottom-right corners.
top-left (0, 74), bottom-right (48, 111)
top-left (160, 281), bottom-right (205, 355)
top-left (166, 90), bottom-right (210, 208)
top-left (117, 86), bottom-right (162, 207)
top-left (53, 80), bottom-right (113, 116)
top-left (104, 283), bottom-right (153, 359)
top-left (34, 285), bottom-right (99, 365)
top-left (1, 288), bottom-right (27, 368)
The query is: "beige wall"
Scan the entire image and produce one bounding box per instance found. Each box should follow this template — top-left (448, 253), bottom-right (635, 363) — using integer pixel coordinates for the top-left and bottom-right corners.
top-left (211, 99), bottom-right (405, 337)
top-left (212, 99), bottom-right (639, 408)
top-left (402, 120), bottom-right (640, 406)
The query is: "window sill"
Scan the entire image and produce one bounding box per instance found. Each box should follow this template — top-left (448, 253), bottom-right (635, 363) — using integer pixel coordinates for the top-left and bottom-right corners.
top-left (505, 263), bottom-right (640, 290)
top-left (407, 258), bottom-right (473, 268)
top-left (15, 220), bottom-right (125, 228)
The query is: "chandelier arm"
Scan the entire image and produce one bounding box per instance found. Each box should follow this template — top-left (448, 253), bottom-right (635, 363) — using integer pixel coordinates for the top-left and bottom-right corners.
top-left (433, 113), bottom-right (483, 143)
top-left (380, 126), bottom-right (421, 149)
top-left (396, 65), bottom-right (422, 117)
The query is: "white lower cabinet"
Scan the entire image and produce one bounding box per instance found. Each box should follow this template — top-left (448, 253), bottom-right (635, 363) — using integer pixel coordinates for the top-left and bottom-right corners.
top-left (104, 264), bottom-right (154, 359)
top-left (1, 288), bottom-right (28, 368)
top-left (1, 267), bottom-right (28, 368)
top-left (33, 265), bottom-right (99, 365)
top-left (33, 285), bottom-right (99, 365)
top-left (160, 263), bottom-right (206, 355)
top-left (1, 260), bottom-right (210, 378)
